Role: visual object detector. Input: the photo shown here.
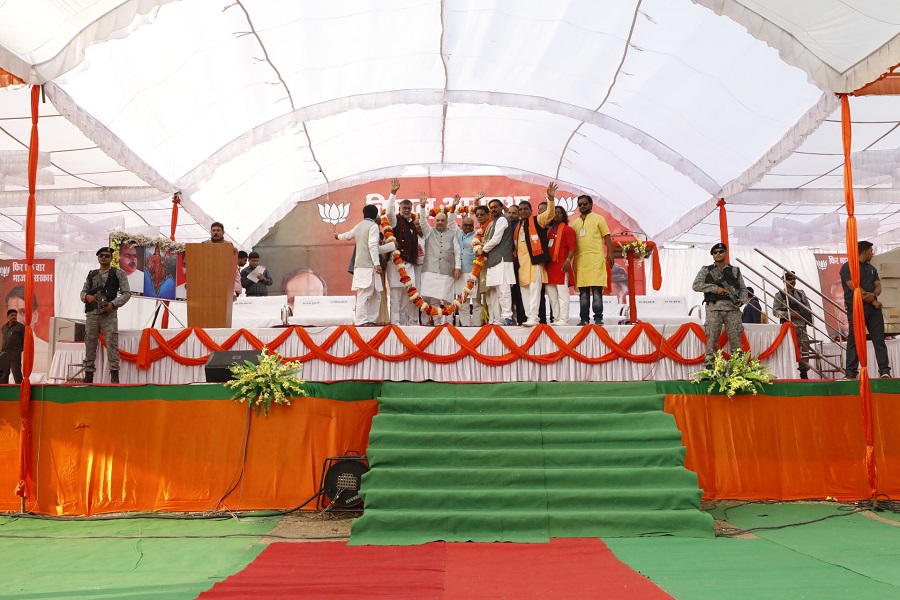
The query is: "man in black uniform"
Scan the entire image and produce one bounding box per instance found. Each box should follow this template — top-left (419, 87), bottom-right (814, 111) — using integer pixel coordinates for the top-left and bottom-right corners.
top-left (0, 308), bottom-right (25, 384)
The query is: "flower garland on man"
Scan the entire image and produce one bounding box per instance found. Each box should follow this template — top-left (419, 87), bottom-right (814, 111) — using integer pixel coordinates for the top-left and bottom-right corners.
top-left (380, 184), bottom-right (487, 318)
top-left (383, 178), bottom-right (423, 325)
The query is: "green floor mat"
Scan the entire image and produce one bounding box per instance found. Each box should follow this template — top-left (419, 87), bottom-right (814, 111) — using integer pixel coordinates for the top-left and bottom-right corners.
top-left (607, 536), bottom-right (900, 600)
top-left (607, 503), bottom-right (900, 599)
top-left (0, 515), bottom-right (280, 599)
top-left (719, 503), bottom-right (900, 587)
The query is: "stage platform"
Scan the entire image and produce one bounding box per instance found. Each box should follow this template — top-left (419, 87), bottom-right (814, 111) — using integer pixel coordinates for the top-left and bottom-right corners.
top-left (1, 381), bottom-right (898, 516)
top-left (47, 322), bottom-right (807, 384)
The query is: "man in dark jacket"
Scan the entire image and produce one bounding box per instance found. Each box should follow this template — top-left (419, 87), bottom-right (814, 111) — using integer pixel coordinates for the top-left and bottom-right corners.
top-left (0, 308), bottom-right (25, 384)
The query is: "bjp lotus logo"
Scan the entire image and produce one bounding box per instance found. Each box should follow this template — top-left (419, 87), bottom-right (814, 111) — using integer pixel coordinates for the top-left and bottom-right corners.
top-left (556, 196), bottom-right (579, 215)
top-left (318, 202), bottom-right (351, 226)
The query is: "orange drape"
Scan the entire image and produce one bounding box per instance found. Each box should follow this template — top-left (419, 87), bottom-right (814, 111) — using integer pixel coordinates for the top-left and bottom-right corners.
top-left (16, 85), bottom-right (40, 503)
top-left (716, 199), bottom-right (729, 262)
top-left (0, 68), bottom-right (24, 88)
top-left (0, 396), bottom-right (377, 515)
top-left (119, 322), bottom-right (796, 370)
top-left (666, 392), bottom-right (900, 500)
top-left (840, 94), bottom-right (876, 496)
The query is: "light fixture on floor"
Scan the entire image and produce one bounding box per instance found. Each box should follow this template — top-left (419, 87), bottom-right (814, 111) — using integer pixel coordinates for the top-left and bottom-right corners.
top-left (317, 451), bottom-right (369, 510)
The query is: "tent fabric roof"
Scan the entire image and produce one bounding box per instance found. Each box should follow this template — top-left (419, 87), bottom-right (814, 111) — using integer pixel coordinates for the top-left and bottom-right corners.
top-left (1, 0), bottom-right (900, 254)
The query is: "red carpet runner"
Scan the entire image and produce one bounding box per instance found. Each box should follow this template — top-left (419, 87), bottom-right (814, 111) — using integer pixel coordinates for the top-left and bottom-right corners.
top-left (199, 538), bottom-right (673, 599)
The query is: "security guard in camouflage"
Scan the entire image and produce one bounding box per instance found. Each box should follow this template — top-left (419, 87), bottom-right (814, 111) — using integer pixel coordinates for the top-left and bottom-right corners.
top-left (81, 246), bottom-right (131, 384)
top-left (692, 242), bottom-right (748, 365)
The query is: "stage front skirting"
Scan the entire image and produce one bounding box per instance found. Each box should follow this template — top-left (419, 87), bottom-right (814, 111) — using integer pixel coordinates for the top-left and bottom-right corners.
top-left (1, 381), bottom-right (898, 515)
top-left (48, 322), bottom-right (803, 384)
top-left (0, 382), bottom-right (378, 515)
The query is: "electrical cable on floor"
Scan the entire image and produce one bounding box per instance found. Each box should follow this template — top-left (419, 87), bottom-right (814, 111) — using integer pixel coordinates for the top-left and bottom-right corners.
top-left (715, 505), bottom-right (870, 537)
top-left (1, 490), bottom-right (328, 522)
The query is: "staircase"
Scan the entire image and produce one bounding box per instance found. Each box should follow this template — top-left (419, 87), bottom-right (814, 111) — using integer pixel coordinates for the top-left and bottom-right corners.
top-left (349, 382), bottom-right (713, 545)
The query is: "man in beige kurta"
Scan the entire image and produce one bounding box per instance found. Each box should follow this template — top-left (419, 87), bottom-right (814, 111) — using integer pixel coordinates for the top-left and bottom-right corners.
top-left (571, 195), bottom-right (614, 325)
top-left (514, 183), bottom-right (556, 326)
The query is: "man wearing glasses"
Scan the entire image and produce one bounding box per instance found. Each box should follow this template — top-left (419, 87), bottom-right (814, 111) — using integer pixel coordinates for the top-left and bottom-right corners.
top-left (773, 271), bottom-right (813, 379)
top-left (571, 195), bottom-right (615, 326)
top-left (692, 242), bottom-right (748, 366)
top-left (80, 246), bottom-right (132, 384)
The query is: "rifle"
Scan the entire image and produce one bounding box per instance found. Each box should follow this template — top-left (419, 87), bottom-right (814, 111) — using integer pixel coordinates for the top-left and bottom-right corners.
top-left (707, 266), bottom-right (743, 308)
top-left (84, 285), bottom-right (110, 313)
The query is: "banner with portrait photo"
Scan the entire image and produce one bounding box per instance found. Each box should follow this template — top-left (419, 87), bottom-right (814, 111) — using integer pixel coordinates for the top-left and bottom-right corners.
top-left (0, 259), bottom-right (55, 342)
top-left (253, 176), bottom-right (644, 304)
top-left (814, 252), bottom-right (848, 339)
top-left (110, 235), bottom-right (184, 301)
top-left (0, 259), bottom-right (55, 373)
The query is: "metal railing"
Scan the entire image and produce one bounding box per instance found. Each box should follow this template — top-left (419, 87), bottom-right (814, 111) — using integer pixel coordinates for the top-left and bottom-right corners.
top-left (733, 249), bottom-right (846, 378)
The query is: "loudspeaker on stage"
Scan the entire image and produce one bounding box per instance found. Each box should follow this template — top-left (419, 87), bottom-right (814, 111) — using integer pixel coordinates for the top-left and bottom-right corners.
top-left (205, 350), bottom-right (261, 383)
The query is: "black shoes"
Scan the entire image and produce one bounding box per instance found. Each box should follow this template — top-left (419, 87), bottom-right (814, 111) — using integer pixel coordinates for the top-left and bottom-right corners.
top-left (110, 371), bottom-right (120, 384)
top-left (83, 372), bottom-right (94, 384)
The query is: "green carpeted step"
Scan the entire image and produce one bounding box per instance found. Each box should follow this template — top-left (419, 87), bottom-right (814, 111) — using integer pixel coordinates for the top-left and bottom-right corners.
top-left (371, 410), bottom-right (677, 432)
top-left (361, 466), bottom-right (699, 490)
top-left (360, 487), bottom-right (702, 512)
top-left (351, 508), bottom-right (552, 545)
top-left (376, 395), bottom-right (666, 415)
top-left (379, 380), bottom-right (661, 399)
top-left (350, 508), bottom-right (714, 545)
top-left (367, 428), bottom-right (685, 450)
top-left (353, 383), bottom-right (711, 544)
top-left (367, 446), bottom-right (687, 469)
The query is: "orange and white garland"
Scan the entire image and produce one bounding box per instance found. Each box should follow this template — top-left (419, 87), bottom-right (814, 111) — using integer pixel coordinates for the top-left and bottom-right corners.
top-left (381, 209), bottom-right (486, 317)
top-left (429, 205), bottom-right (473, 217)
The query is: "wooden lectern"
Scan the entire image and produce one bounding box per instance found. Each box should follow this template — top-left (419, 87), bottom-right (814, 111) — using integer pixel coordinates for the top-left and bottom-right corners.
top-left (185, 242), bottom-right (236, 328)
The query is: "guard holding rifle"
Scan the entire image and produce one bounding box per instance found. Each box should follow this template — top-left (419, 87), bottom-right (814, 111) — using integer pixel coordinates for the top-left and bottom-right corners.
top-left (80, 246), bottom-right (131, 384)
top-left (692, 242), bottom-right (748, 366)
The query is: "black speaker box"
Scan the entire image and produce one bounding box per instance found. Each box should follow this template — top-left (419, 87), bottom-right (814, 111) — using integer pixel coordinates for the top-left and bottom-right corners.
top-left (205, 350), bottom-right (261, 383)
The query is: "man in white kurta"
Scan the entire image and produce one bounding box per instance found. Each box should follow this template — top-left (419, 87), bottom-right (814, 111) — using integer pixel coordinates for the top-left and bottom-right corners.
top-left (334, 204), bottom-right (382, 325)
top-left (477, 199), bottom-right (516, 325)
top-left (418, 193), bottom-right (461, 324)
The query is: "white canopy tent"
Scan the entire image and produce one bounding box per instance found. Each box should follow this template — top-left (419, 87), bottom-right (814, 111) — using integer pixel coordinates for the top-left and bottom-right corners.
top-left (0, 0), bottom-right (898, 255)
top-left (1, 0), bottom-right (900, 336)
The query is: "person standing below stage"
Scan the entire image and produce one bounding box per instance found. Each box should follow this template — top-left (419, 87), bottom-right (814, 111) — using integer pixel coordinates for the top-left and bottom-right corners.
top-left (571, 195), bottom-right (615, 326)
top-left (742, 287), bottom-right (766, 324)
top-left (418, 193), bottom-right (461, 324)
top-left (385, 179), bottom-right (422, 326)
top-left (773, 271), bottom-right (813, 379)
top-left (842, 241), bottom-right (891, 379)
top-left (205, 221), bottom-right (243, 300)
top-left (334, 205), bottom-right (386, 326)
top-left (692, 242), bottom-right (748, 366)
top-left (478, 198), bottom-right (516, 325)
top-left (241, 252), bottom-right (274, 297)
top-left (0, 308), bottom-right (25, 384)
top-left (514, 183), bottom-right (557, 327)
top-left (81, 246), bottom-right (131, 384)
top-left (545, 205), bottom-right (577, 326)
